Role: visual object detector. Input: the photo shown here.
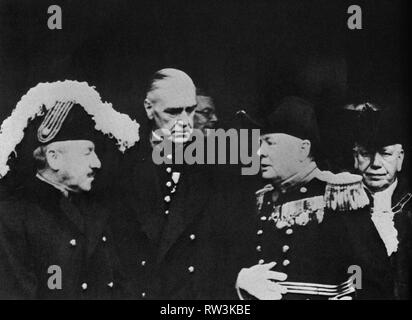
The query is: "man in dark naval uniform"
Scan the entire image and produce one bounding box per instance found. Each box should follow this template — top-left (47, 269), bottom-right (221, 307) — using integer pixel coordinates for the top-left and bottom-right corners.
top-left (235, 97), bottom-right (370, 300)
top-left (344, 101), bottom-right (412, 299)
top-left (0, 81), bottom-right (140, 299)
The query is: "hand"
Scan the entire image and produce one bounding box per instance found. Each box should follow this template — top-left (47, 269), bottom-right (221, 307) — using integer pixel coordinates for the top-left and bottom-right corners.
top-left (236, 261), bottom-right (288, 300)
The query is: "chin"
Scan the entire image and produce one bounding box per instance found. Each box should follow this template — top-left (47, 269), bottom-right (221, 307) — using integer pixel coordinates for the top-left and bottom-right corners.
top-left (172, 135), bottom-right (190, 144)
top-left (261, 171), bottom-right (276, 180)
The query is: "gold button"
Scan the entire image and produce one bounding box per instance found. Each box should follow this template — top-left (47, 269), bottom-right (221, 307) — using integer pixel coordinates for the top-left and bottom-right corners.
top-left (166, 167), bottom-right (172, 173)
top-left (141, 260), bottom-right (146, 266)
top-left (164, 195), bottom-right (171, 202)
top-left (282, 259), bottom-right (290, 266)
top-left (188, 266), bottom-right (195, 273)
top-left (258, 259), bottom-right (265, 264)
top-left (81, 283), bottom-right (88, 290)
top-left (102, 236), bottom-right (107, 242)
top-left (300, 187), bottom-right (308, 193)
top-left (166, 181), bottom-right (172, 187)
top-left (260, 216), bottom-right (267, 221)
top-left (286, 228), bottom-right (293, 235)
top-left (70, 239), bottom-right (77, 247)
top-left (257, 230), bottom-right (263, 235)
top-left (107, 282), bottom-right (114, 288)
top-left (166, 154), bottom-right (172, 160)
top-left (141, 292), bottom-right (146, 298)
top-left (282, 245), bottom-right (290, 253)
top-left (189, 234), bottom-right (196, 240)
top-left (165, 210), bottom-right (170, 215)
top-left (256, 245), bottom-right (262, 252)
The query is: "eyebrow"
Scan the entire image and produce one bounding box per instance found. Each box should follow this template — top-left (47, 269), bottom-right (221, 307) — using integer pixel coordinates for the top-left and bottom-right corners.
top-left (164, 105), bottom-right (197, 113)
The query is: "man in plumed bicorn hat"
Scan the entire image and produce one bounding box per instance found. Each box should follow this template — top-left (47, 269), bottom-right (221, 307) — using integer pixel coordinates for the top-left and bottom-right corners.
top-left (235, 96), bottom-right (372, 300)
top-left (343, 99), bottom-right (412, 299)
top-left (0, 81), bottom-right (140, 299)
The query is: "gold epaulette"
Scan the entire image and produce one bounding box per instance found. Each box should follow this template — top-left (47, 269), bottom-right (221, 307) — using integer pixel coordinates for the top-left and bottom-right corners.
top-left (255, 184), bottom-right (274, 211)
top-left (318, 171), bottom-right (370, 211)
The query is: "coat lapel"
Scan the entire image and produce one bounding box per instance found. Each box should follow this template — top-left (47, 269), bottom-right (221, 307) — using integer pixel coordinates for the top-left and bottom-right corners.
top-left (128, 140), bottom-right (164, 243)
top-left (157, 165), bottom-right (212, 262)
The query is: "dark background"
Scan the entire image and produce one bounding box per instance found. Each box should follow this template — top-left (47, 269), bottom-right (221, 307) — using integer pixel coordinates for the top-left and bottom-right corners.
top-left (0, 0), bottom-right (409, 170)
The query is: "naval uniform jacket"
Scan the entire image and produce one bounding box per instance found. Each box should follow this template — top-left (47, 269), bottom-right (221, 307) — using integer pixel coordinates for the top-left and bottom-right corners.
top-left (113, 132), bottom-right (250, 300)
top-left (241, 164), bottom-right (377, 300)
top-left (0, 178), bottom-right (126, 299)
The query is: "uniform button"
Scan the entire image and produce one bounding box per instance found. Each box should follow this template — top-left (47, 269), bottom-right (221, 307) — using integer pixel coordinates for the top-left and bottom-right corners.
top-left (282, 245), bottom-right (290, 253)
top-left (300, 187), bottom-right (308, 193)
top-left (107, 282), bottom-right (114, 288)
top-left (258, 259), bottom-right (265, 264)
top-left (81, 283), bottom-right (88, 290)
top-left (267, 201), bottom-right (271, 205)
top-left (166, 154), bottom-right (173, 160)
top-left (102, 236), bottom-right (107, 242)
top-left (285, 228), bottom-right (293, 235)
top-left (165, 210), bottom-right (170, 215)
top-left (257, 230), bottom-right (263, 235)
top-left (188, 266), bottom-right (195, 273)
top-left (166, 181), bottom-right (172, 187)
top-left (141, 292), bottom-right (146, 298)
top-left (282, 259), bottom-right (290, 267)
top-left (189, 234), bottom-right (196, 240)
top-left (70, 239), bottom-right (77, 247)
top-left (164, 195), bottom-right (171, 202)
top-left (166, 167), bottom-right (172, 173)
top-left (260, 216), bottom-right (267, 221)
top-left (141, 260), bottom-right (146, 266)
top-left (256, 245), bottom-right (262, 252)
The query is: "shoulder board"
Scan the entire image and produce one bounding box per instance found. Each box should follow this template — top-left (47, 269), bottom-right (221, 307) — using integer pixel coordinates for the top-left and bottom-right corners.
top-left (318, 171), bottom-right (370, 211)
top-left (255, 184), bottom-right (274, 211)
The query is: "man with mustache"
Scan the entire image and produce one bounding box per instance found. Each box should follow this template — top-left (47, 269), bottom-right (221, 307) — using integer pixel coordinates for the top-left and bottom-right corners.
top-left (344, 101), bottom-right (412, 299)
top-left (0, 81), bottom-right (140, 299)
top-left (115, 68), bottom-right (250, 299)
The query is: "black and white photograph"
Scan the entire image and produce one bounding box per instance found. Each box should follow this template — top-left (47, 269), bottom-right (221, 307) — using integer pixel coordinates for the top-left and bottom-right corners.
top-left (0, 0), bottom-right (410, 307)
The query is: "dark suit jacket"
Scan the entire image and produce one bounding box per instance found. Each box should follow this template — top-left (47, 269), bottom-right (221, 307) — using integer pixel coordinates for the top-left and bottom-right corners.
top-left (332, 179), bottom-right (412, 299)
top-left (0, 179), bottom-right (127, 299)
top-left (113, 132), bottom-right (254, 299)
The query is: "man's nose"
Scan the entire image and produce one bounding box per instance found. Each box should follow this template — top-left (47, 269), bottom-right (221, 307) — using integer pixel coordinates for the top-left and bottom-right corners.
top-left (257, 143), bottom-right (267, 157)
top-left (370, 153), bottom-right (384, 168)
top-left (210, 113), bottom-right (218, 123)
top-left (91, 152), bottom-right (102, 169)
top-left (178, 112), bottom-right (192, 126)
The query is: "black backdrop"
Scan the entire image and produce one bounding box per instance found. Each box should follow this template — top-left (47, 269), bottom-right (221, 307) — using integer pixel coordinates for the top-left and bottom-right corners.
top-left (0, 0), bottom-right (409, 170)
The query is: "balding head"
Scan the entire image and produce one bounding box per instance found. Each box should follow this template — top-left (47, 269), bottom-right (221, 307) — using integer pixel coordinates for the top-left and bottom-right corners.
top-left (144, 68), bottom-right (197, 143)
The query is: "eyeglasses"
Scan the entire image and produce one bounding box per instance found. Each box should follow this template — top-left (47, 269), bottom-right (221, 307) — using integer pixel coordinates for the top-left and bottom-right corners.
top-left (195, 109), bottom-right (216, 117)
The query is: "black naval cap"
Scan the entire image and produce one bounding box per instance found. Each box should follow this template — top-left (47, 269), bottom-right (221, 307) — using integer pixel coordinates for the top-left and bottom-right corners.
top-left (237, 96), bottom-right (321, 149)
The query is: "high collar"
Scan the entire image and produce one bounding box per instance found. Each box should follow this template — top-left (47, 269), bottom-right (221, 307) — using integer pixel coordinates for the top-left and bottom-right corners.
top-left (366, 179), bottom-right (398, 213)
top-left (277, 161), bottom-right (319, 193)
top-left (36, 173), bottom-right (75, 198)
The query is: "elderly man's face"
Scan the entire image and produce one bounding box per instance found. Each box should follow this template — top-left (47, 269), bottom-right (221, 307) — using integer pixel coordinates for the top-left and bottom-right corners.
top-left (258, 133), bottom-right (310, 183)
top-left (145, 82), bottom-right (197, 144)
top-left (354, 144), bottom-right (404, 192)
top-left (194, 95), bottom-right (218, 135)
top-left (46, 140), bottom-right (101, 192)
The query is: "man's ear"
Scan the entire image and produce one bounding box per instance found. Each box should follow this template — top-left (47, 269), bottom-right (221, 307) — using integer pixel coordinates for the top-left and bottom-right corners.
top-left (299, 140), bottom-right (311, 162)
top-left (396, 147), bottom-right (404, 172)
top-left (45, 147), bottom-right (62, 171)
top-left (144, 98), bottom-right (154, 120)
top-left (353, 156), bottom-right (359, 170)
